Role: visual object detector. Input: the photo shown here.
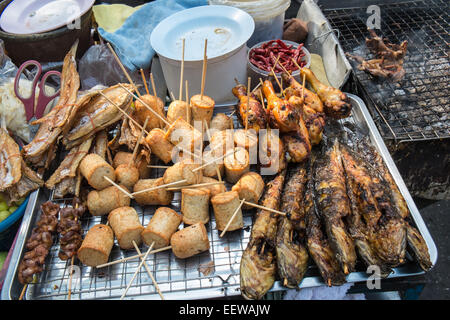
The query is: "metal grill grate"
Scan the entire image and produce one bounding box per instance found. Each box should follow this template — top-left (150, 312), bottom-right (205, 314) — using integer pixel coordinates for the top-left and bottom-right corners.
top-left (324, 0), bottom-right (450, 142)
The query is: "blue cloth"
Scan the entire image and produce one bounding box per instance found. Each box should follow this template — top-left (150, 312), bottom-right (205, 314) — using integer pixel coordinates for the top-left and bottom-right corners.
top-left (99, 0), bottom-right (208, 72)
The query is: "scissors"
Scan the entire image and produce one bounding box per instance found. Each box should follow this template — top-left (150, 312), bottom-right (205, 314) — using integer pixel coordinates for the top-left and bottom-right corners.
top-left (14, 60), bottom-right (61, 121)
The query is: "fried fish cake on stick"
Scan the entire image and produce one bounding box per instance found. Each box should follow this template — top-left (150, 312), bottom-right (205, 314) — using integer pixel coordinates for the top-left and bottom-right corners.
top-left (240, 170), bottom-right (286, 300)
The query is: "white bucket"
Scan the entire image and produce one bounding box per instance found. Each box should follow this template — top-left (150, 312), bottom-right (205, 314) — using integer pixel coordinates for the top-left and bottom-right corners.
top-left (151, 5), bottom-right (255, 105)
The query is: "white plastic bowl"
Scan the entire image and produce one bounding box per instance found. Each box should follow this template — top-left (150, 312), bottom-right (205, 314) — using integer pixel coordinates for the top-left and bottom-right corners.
top-left (150, 5), bottom-right (255, 105)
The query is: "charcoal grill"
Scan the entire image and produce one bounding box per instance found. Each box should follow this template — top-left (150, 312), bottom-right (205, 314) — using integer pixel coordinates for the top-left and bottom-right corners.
top-left (323, 0), bottom-right (450, 199)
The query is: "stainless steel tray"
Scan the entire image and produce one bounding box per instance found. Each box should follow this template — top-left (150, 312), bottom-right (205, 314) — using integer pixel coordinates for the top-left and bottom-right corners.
top-left (1, 94), bottom-right (438, 300)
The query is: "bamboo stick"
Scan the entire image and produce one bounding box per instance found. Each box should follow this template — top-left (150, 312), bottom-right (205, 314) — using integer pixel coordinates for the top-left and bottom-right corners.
top-left (104, 176), bottom-right (134, 199)
top-left (131, 179), bottom-right (188, 196)
top-left (219, 198), bottom-right (245, 237)
top-left (96, 246), bottom-right (172, 268)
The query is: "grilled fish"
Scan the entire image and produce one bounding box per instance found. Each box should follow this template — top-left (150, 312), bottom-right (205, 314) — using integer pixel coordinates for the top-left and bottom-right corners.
top-left (355, 140), bottom-right (431, 270)
top-left (305, 157), bottom-right (346, 286)
top-left (240, 170), bottom-right (286, 300)
top-left (276, 164), bottom-right (309, 288)
top-left (0, 126), bottom-right (21, 191)
top-left (313, 140), bottom-right (356, 274)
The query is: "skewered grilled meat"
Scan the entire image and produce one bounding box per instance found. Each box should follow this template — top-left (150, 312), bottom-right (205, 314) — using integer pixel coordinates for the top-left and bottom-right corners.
top-left (354, 139), bottom-right (431, 270)
top-left (300, 68), bottom-right (352, 119)
top-left (313, 140), bottom-right (356, 274)
top-left (18, 202), bottom-right (60, 284)
top-left (0, 126), bottom-right (22, 191)
top-left (240, 170), bottom-right (286, 300)
top-left (276, 164), bottom-right (309, 288)
top-left (22, 42), bottom-right (80, 167)
top-left (232, 83), bottom-right (267, 133)
top-left (57, 198), bottom-right (86, 260)
top-left (288, 95), bottom-right (325, 146)
top-left (304, 157), bottom-right (346, 286)
top-left (282, 73), bottom-right (324, 114)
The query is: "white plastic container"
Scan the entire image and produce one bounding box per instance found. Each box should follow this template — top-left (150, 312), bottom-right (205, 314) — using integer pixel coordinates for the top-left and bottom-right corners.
top-left (150, 5), bottom-right (255, 105)
top-left (208, 0), bottom-right (291, 47)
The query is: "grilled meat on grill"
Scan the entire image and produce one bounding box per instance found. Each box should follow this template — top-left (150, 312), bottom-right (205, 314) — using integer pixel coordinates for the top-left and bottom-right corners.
top-left (232, 83), bottom-right (267, 133)
top-left (300, 68), bottom-right (352, 119)
top-left (305, 157), bottom-right (346, 286)
top-left (18, 202), bottom-right (60, 284)
top-left (276, 164), bottom-right (309, 288)
top-left (313, 140), bottom-right (356, 274)
top-left (240, 170), bottom-right (286, 300)
top-left (57, 198), bottom-right (86, 260)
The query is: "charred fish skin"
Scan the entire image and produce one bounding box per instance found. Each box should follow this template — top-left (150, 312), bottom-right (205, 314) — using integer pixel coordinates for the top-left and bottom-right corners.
top-left (304, 158), bottom-right (346, 286)
top-left (340, 145), bottom-right (392, 277)
top-left (276, 217), bottom-right (309, 288)
top-left (276, 165), bottom-right (309, 288)
top-left (313, 140), bottom-right (357, 274)
top-left (240, 170), bottom-right (286, 300)
top-left (354, 139), bottom-right (431, 270)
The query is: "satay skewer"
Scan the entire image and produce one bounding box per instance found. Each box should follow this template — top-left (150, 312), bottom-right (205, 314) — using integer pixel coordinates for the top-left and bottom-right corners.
top-left (96, 246), bottom-right (172, 269)
top-left (67, 201), bottom-right (80, 300)
top-left (220, 198), bottom-right (245, 238)
top-left (132, 241), bottom-right (164, 300)
top-left (120, 242), bottom-right (155, 300)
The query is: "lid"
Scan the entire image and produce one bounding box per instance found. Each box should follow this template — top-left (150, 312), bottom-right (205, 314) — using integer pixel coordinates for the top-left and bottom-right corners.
top-left (151, 5), bottom-right (254, 62)
top-left (0, 0), bottom-right (94, 35)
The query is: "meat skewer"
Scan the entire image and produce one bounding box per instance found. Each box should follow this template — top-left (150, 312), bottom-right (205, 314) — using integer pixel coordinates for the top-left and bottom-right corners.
top-left (240, 170), bottom-right (286, 300)
top-left (17, 202), bottom-right (61, 299)
top-left (276, 164), bottom-right (309, 288)
top-left (232, 82), bottom-right (267, 133)
top-left (296, 65), bottom-right (352, 119)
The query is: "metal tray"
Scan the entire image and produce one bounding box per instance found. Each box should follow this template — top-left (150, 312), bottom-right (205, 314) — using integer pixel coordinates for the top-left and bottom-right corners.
top-left (1, 94), bottom-right (438, 300)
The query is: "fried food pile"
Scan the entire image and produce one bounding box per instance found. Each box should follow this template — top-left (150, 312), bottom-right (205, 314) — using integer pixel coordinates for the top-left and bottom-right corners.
top-left (347, 29), bottom-right (408, 82)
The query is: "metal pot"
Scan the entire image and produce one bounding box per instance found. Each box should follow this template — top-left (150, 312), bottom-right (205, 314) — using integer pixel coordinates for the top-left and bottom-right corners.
top-left (0, 0), bottom-right (93, 66)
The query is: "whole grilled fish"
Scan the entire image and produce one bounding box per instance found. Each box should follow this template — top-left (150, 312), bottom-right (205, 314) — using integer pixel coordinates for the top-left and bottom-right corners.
top-left (276, 164), bottom-right (309, 288)
top-left (240, 170), bottom-right (286, 300)
top-left (313, 140), bottom-right (356, 274)
top-left (340, 145), bottom-right (393, 277)
top-left (305, 157), bottom-right (346, 286)
top-left (355, 140), bottom-right (431, 270)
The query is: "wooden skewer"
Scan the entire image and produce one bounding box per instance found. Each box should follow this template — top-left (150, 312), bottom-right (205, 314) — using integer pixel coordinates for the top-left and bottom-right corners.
top-left (170, 91), bottom-right (176, 102)
top-left (67, 202), bottom-right (80, 300)
top-left (220, 198), bottom-right (245, 237)
top-left (19, 283), bottom-right (27, 300)
top-left (132, 241), bottom-right (164, 300)
top-left (246, 77), bottom-right (251, 133)
top-left (147, 165), bottom-right (170, 169)
top-left (271, 55), bottom-right (284, 97)
top-left (120, 242), bottom-right (155, 300)
top-left (203, 120), bottom-right (222, 182)
top-left (166, 180), bottom-right (225, 191)
top-left (179, 38), bottom-right (185, 101)
top-left (192, 148), bottom-right (237, 172)
top-left (130, 116), bottom-right (149, 167)
top-left (200, 39), bottom-right (208, 100)
top-left (119, 83), bottom-right (170, 127)
top-left (131, 179), bottom-right (188, 196)
top-left (243, 200), bottom-right (286, 216)
top-left (150, 73), bottom-right (158, 98)
top-left (99, 91), bottom-right (148, 135)
top-left (251, 81), bottom-right (261, 93)
top-left (186, 80), bottom-right (190, 124)
top-left (140, 69), bottom-right (150, 96)
top-left (104, 176), bottom-right (134, 198)
top-left (302, 73), bottom-right (306, 101)
top-left (106, 42), bottom-right (141, 98)
top-left (96, 246), bottom-right (172, 268)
